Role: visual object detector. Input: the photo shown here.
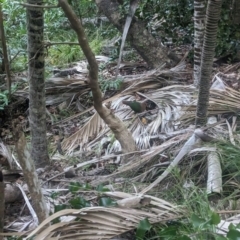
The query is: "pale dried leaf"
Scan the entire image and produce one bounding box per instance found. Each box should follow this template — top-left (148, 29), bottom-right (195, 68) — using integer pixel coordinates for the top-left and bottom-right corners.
top-left (62, 112), bottom-right (107, 152)
top-left (26, 195), bottom-right (182, 240)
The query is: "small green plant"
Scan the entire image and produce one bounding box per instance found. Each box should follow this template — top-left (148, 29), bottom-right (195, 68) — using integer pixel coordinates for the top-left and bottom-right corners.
top-left (136, 218), bottom-right (152, 240)
top-left (139, 211), bottom-right (240, 240)
top-left (0, 91), bottom-right (8, 110)
top-left (52, 182), bottom-right (115, 217)
top-left (99, 77), bottom-right (123, 92)
top-left (0, 83), bottom-right (19, 109)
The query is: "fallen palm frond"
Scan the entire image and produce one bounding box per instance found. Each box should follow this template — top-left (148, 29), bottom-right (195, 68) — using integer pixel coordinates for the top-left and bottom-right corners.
top-left (25, 193), bottom-right (183, 240)
top-left (90, 131), bottom-right (191, 186)
top-left (182, 83), bottom-right (240, 123)
top-left (61, 111), bottom-right (107, 152)
top-left (140, 129), bottom-right (202, 194)
top-left (62, 84), bottom-right (195, 152)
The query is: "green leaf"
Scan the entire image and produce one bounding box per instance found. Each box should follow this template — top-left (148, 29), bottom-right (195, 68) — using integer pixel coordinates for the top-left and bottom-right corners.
top-left (214, 235), bottom-right (228, 240)
top-left (227, 229), bottom-right (240, 240)
top-left (52, 204), bottom-right (68, 224)
top-left (210, 212), bottom-right (221, 225)
top-left (82, 182), bottom-right (92, 190)
top-left (136, 218), bottom-right (151, 240)
top-left (54, 204), bottom-right (68, 213)
top-left (159, 225), bottom-right (178, 237)
top-left (178, 236), bottom-right (192, 240)
top-left (50, 192), bottom-right (59, 199)
top-left (191, 214), bottom-right (206, 228)
top-left (96, 184), bottom-right (110, 192)
top-left (69, 182), bottom-right (81, 193)
top-left (229, 223), bottom-right (237, 230)
top-left (69, 197), bottom-right (90, 209)
top-left (99, 197), bottom-right (115, 207)
top-left (236, 223), bottom-right (240, 229)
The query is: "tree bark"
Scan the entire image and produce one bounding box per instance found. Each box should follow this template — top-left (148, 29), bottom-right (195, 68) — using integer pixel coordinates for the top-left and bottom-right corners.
top-left (193, 0), bottom-right (205, 86)
top-left (0, 171), bottom-right (4, 240)
top-left (195, 0), bottom-right (223, 127)
top-left (0, 6), bottom-right (11, 96)
top-left (27, 0), bottom-right (50, 167)
top-left (13, 121), bottom-right (49, 224)
top-left (58, 0), bottom-right (137, 153)
top-left (95, 0), bottom-right (179, 69)
top-left (232, 0), bottom-right (240, 24)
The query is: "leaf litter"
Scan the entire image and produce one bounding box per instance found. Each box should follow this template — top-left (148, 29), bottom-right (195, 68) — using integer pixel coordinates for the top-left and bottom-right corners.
top-left (1, 57), bottom-right (240, 239)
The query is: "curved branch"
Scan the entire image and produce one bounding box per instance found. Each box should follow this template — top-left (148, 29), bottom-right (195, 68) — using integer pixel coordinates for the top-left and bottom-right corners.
top-left (58, 0), bottom-right (137, 153)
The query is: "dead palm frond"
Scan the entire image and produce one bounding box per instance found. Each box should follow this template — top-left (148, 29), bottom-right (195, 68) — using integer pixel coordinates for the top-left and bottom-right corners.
top-left (62, 84), bottom-right (196, 152)
top-left (182, 86), bottom-right (240, 123)
top-left (62, 111), bottom-right (107, 152)
top-left (122, 61), bottom-right (187, 93)
top-left (91, 132), bottom-right (191, 185)
top-left (42, 61), bottom-right (190, 153)
top-left (25, 194), bottom-right (183, 240)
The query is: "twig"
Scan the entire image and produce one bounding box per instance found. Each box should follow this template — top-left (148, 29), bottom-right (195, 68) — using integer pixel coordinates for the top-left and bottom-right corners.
top-left (9, 50), bottom-right (25, 64)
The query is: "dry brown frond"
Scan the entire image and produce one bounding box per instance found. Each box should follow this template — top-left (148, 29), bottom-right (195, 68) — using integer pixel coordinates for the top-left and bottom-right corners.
top-left (25, 194), bottom-right (183, 240)
top-left (62, 111), bottom-right (107, 152)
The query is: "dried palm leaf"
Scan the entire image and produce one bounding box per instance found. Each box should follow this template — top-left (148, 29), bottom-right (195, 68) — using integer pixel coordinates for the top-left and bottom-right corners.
top-left (93, 132), bottom-right (190, 184)
top-left (182, 78), bottom-right (240, 123)
top-left (129, 118), bottom-right (151, 149)
top-left (61, 70), bottom-right (194, 153)
top-left (25, 194), bottom-right (183, 240)
top-left (61, 111), bottom-right (107, 152)
top-left (140, 129), bottom-right (202, 194)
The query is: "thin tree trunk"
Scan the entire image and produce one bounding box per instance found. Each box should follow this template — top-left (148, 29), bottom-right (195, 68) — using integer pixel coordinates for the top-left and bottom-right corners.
top-left (193, 0), bottom-right (205, 86)
top-left (59, 0), bottom-right (137, 153)
top-left (95, 0), bottom-right (180, 69)
top-left (195, 0), bottom-right (223, 127)
top-left (27, 0), bottom-right (49, 167)
top-left (0, 171), bottom-right (4, 240)
top-left (13, 121), bottom-right (49, 223)
top-left (0, 6), bottom-right (11, 96)
top-left (232, 0), bottom-right (240, 24)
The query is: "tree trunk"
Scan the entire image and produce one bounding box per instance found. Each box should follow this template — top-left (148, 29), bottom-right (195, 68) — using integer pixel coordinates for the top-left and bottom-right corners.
top-left (0, 171), bottom-right (4, 240)
top-left (232, 0), bottom-right (240, 24)
top-left (0, 6), bottom-right (11, 95)
top-left (193, 0), bottom-right (205, 86)
top-left (195, 0), bottom-right (223, 127)
top-left (27, 0), bottom-right (50, 167)
top-left (59, 0), bottom-right (137, 153)
top-left (95, 0), bottom-right (180, 69)
top-left (13, 121), bottom-right (49, 223)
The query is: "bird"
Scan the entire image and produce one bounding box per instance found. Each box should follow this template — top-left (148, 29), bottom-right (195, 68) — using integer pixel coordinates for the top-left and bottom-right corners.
top-left (122, 100), bottom-right (147, 113)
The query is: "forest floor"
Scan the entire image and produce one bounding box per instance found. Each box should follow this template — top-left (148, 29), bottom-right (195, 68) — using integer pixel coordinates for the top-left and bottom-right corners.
top-left (1, 49), bottom-right (240, 238)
